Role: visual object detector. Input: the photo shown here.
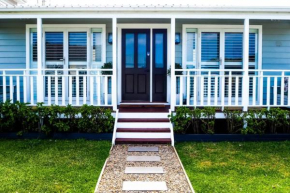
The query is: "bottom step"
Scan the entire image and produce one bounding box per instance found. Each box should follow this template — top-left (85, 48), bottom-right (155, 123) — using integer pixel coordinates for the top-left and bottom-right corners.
top-left (122, 181), bottom-right (167, 191)
top-left (115, 138), bottom-right (171, 144)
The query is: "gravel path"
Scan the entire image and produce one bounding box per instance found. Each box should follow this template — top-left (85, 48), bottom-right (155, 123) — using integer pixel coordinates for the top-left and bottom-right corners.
top-left (96, 144), bottom-right (193, 192)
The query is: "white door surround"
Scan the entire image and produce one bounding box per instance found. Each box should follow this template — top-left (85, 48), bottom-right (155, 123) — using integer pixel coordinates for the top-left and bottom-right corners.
top-left (117, 24), bottom-right (171, 105)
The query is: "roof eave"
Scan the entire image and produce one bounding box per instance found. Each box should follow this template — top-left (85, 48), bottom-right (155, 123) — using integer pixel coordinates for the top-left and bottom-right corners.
top-left (1, 6), bottom-right (290, 13)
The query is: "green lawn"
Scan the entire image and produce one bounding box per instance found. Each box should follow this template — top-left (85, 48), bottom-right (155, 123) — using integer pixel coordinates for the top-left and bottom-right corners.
top-left (0, 139), bottom-right (111, 193)
top-left (176, 141), bottom-right (290, 193)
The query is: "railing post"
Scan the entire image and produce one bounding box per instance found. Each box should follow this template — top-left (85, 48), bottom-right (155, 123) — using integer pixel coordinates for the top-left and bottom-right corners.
top-left (242, 18), bottom-right (249, 111)
top-left (170, 17), bottom-right (176, 111)
top-left (37, 17), bottom-right (44, 103)
top-left (112, 17), bottom-right (117, 110)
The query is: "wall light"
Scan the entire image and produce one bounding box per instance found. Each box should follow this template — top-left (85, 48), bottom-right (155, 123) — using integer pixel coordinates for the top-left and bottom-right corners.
top-left (175, 33), bottom-right (181, 44)
top-left (108, 33), bottom-right (112, 44)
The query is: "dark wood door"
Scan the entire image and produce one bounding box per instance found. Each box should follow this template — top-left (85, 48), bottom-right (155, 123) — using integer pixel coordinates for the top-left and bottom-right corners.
top-left (122, 29), bottom-right (150, 101)
top-left (153, 29), bottom-right (167, 102)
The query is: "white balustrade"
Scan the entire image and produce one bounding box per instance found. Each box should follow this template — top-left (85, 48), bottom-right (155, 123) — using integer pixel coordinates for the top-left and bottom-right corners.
top-left (0, 69), bottom-right (113, 107)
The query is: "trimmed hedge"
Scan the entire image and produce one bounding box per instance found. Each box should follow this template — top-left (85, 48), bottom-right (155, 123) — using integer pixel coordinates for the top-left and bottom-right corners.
top-left (169, 107), bottom-right (290, 134)
top-left (0, 101), bottom-right (114, 135)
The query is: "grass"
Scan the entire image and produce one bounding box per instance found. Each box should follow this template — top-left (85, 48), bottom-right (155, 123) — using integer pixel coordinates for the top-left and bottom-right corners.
top-left (176, 141), bottom-right (290, 193)
top-left (0, 139), bottom-right (111, 193)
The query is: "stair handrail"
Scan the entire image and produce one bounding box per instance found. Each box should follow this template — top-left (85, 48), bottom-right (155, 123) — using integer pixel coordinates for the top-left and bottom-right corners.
top-left (111, 109), bottom-right (119, 145)
top-left (169, 109), bottom-right (175, 146)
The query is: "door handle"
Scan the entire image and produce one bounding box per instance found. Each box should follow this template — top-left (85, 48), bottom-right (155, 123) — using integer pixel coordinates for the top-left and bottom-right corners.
top-left (147, 52), bottom-right (150, 57)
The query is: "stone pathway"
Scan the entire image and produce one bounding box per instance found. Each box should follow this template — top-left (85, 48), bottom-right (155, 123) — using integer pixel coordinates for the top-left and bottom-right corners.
top-left (95, 145), bottom-right (194, 192)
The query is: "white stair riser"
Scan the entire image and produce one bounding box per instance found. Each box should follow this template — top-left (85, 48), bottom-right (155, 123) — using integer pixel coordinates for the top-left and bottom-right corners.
top-left (118, 113), bottom-right (169, 119)
top-left (116, 132), bottom-right (171, 138)
top-left (117, 122), bottom-right (171, 128)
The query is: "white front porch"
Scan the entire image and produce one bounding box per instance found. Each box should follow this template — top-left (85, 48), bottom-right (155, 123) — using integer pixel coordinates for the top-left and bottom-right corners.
top-left (0, 16), bottom-right (290, 110)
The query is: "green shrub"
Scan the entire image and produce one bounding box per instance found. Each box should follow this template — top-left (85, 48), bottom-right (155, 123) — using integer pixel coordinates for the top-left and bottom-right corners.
top-left (78, 105), bottom-right (114, 133)
top-left (0, 101), bottom-right (114, 134)
top-left (169, 107), bottom-right (191, 134)
top-left (189, 108), bottom-right (202, 134)
top-left (63, 104), bottom-right (80, 132)
top-left (201, 107), bottom-right (216, 134)
top-left (264, 108), bottom-right (287, 134)
top-left (101, 62), bottom-right (113, 75)
top-left (223, 108), bottom-right (245, 134)
top-left (169, 107), bottom-right (213, 134)
top-left (0, 101), bottom-right (38, 134)
top-left (244, 109), bottom-right (267, 134)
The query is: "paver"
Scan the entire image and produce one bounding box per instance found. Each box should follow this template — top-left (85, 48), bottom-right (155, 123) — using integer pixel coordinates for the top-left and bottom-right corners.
top-left (128, 146), bottom-right (158, 152)
top-left (125, 167), bottom-right (164, 174)
top-left (127, 156), bottom-right (161, 162)
top-left (122, 181), bottom-right (167, 191)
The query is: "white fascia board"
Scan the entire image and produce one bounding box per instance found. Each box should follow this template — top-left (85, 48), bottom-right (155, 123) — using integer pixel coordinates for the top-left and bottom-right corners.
top-left (1, 11), bottom-right (290, 20)
top-left (1, 6), bottom-right (290, 12)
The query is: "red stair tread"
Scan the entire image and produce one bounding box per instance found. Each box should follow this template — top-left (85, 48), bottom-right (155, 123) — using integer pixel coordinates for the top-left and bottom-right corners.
top-left (116, 128), bottom-right (170, 133)
top-left (115, 138), bottom-right (171, 144)
top-left (118, 118), bottom-right (169, 122)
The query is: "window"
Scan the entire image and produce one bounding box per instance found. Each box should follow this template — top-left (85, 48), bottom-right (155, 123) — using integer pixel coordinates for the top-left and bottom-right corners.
top-left (92, 32), bottom-right (102, 62)
top-left (249, 33), bottom-right (256, 63)
top-left (45, 32), bottom-right (64, 61)
top-left (125, 33), bottom-right (134, 68)
top-left (31, 31), bottom-right (37, 62)
top-left (225, 32), bottom-right (257, 63)
top-left (69, 32), bottom-right (87, 62)
top-left (138, 33), bottom-right (147, 68)
top-left (186, 30), bottom-right (196, 62)
top-left (155, 33), bottom-right (164, 68)
top-left (225, 33), bottom-right (243, 62)
top-left (201, 32), bottom-right (220, 62)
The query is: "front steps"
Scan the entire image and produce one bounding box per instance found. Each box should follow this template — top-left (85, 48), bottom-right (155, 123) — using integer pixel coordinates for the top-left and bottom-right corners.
top-left (114, 105), bottom-right (173, 144)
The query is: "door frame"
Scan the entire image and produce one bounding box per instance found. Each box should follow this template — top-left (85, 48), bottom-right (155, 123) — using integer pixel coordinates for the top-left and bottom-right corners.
top-left (117, 24), bottom-right (171, 104)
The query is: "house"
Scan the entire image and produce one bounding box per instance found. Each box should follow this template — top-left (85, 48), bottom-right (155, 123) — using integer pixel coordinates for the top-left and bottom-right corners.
top-left (1, 3), bottom-right (290, 144)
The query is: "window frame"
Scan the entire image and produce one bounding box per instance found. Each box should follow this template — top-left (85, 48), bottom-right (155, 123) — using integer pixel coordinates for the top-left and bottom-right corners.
top-left (182, 24), bottom-right (262, 71)
top-left (26, 24), bottom-right (106, 69)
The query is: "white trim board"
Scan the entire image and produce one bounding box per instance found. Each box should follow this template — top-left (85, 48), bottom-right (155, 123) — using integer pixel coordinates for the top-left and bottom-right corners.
top-left (2, 12), bottom-right (290, 20)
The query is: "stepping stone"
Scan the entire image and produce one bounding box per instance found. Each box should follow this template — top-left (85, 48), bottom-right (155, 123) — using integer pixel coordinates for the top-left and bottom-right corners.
top-left (127, 156), bottom-right (161, 162)
top-left (128, 146), bottom-right (158, 152)
top-left (125, 167), bottom-right (164, 174)
top-left (123, 181), bottom-right (167, 191)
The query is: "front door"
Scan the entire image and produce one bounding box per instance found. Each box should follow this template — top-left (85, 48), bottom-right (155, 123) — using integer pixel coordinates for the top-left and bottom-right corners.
top-left (153, 29), bottom-right (167, 102)
top-left (122, 29), bottom-right (150, 101)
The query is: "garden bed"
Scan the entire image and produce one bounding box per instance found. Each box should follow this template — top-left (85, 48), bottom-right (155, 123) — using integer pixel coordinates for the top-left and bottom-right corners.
top-left (175, 134), bottom-right (290, 142)
top-left (0, 132), bottom-right (112, 140)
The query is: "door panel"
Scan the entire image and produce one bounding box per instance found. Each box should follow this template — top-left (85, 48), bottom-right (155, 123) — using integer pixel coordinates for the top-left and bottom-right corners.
top-left (153, 29), bottom-right (167, 102)
top-left (122, 29), bottom-right (150, 101)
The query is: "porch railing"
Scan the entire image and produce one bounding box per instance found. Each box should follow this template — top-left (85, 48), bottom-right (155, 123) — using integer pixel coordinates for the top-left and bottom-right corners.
top-left (174, 69), bottom-right (290, 109)
top-left (0, 69), bottom-right (113, 106)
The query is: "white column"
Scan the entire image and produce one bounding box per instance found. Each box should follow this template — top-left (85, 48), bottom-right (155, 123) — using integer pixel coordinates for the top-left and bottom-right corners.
top-left (37, 17), bottom-right (44, 103)
top-left (112, 18), bottom-right (117, 110)
top-left (242, 18), bottom-right (249, 111)
top-left (170, 18), bottom-right (176, 111)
